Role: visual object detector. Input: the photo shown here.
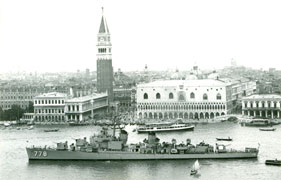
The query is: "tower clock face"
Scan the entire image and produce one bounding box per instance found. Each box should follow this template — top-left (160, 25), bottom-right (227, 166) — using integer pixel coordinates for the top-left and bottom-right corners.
top-left (99, 37), bottom-right (104, 41)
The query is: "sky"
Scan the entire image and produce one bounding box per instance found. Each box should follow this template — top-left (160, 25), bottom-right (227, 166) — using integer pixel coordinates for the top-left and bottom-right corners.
top-left (1, 0), bottom-right (281, 73)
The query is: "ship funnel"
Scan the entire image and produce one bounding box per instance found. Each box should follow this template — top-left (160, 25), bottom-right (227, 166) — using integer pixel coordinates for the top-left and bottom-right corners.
top-left (186, 138), bottom-right (191, 145)
top-left (120, 129), bottom-right (128, 144)
top-left (148, 132), bottom-right (157, 144)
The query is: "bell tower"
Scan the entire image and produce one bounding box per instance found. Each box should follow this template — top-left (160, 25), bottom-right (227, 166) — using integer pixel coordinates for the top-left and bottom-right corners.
top-left (96, 8), bottom-right (113, 102)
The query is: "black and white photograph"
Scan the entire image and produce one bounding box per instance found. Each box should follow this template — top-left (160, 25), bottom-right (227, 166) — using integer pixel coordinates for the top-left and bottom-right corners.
top-left (1, 0), bottom-right (281, 179)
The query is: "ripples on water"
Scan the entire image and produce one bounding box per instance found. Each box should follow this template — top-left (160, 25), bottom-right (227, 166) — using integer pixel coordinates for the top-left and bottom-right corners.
top-left (0, 123), bottom-right (281, 180)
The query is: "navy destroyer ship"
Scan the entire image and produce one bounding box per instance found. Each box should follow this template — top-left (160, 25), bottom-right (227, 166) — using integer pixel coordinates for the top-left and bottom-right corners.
top-left (26, 127), bottom-right (259, 160)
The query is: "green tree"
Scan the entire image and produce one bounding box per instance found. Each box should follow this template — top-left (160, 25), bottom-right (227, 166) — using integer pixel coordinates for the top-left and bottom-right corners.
top-left (0, 107), bottom-right (4, 121)
top-left (27, 101), bottom-right (34, 113)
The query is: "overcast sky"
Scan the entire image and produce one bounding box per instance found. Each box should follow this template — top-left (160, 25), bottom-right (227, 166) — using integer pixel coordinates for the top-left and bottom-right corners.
top-left (1, 0), bottom-right (281, 73)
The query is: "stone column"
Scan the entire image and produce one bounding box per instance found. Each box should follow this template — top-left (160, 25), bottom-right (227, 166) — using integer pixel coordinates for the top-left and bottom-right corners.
top-left (271, 111), bottom-right (274, 119)
top-left (242, 110), bottom-right (244, 116)
top-left (278, 111), bottom-right (280, 118)
top-left (254, 111), bottom-right (256, 117)
top-left (79, 104), bottom-right (82, 112)
top-left (265, 111), bottom-right (268, 118)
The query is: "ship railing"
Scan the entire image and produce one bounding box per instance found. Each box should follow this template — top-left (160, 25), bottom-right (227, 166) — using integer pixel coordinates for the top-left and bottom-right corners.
top-left (29, 145), bottom-right (56, 150)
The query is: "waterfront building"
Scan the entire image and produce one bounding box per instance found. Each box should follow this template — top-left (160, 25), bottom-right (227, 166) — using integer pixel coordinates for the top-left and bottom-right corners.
top-left (0, 86), bottom-right (40, 110)
top-left (96, 9), bottom-right (114, 102)
top-left (20, 113), bottom-right (35, 124)
top-left (33, 92), bottom-right (67, 124)
top-left (113, 88), bottom-right (137, 112)
top-left (65, 92), bottom-right (108, 122)
top-left (0, 81), bottom-right (96, 111)
top-left (222, 78), bottom-right (256, 113)
top-left (242, 94), bottom-right (281, 119)
top-left (69, 85), bottom-right (96, 98)
top-left (136, 79), bottom-right (233, 120)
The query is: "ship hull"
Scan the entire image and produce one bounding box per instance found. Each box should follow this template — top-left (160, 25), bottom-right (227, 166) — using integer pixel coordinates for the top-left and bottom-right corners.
top-left (26, 148), bottom-right (258, 161)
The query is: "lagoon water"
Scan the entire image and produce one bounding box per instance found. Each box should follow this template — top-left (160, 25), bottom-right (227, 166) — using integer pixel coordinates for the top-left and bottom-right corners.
top-left (1, 122), bottom-right (281, 180)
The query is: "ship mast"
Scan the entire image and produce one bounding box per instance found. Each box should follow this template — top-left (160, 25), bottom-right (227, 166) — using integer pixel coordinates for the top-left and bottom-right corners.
top-left (113, 115), bottom-right (117, 138)
top-left (111, 105), bottom-right (119, 139)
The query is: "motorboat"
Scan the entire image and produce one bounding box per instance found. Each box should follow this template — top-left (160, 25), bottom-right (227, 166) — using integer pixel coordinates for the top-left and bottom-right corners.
top-left (44, 129), bottom-right (59, 132)
top-left (259, 128), bottom-right (276, 131)
top-left (216, 137), bottom-right (233, 141)
top-left (265, 159), bottom-right (281, 166)
top-left (3, 122), bottom-right (11, 127)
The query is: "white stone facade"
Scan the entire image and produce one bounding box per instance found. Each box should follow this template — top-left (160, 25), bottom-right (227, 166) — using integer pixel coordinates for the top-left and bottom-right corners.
top-left (65, 93), bottom-right (108, 122)
top-left (137, 80), bottom-right (232, 120)
top-left (34, 92), bottom-right (67, 124)
top-left (242, 94), bottom-right (281, 119)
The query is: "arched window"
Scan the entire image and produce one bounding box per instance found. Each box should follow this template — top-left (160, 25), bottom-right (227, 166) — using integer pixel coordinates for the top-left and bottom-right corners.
top-left (179, 94), bottom-right (185, 101)
top-left (190, 92), bottom-right (195, 99)
top-left (143, 93), bottom-right (148, 99)
top-left (169, 93), bottom-right (174, 99)
top-left (203, 93), bottom-right (208, 100)
top-left (156, 93), bottom-right (161, 99)
top-left (216, 93), bottom-right (221, 100)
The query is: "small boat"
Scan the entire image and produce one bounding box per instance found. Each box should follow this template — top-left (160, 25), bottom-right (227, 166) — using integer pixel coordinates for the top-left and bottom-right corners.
top-left (17, 127), bottom-right (21, 130)
top-left (44, 129), bottom-right (59, 132)
top-left (259, 128), bottom-right (276, 131)
top-left (265, 159), bottom-right (281, 166)
top-left (190, 159), bottom-right (200, 175)
top-left (69, 121), bottom-right (90, 126)
top-left (28, 126), bottom-right (34, 130)
top-left (27, 121), bottom-right (35, 126)
top-left (216, 137), bottom-right (233, 141)
top-left (4, 122), bottom-right (11, 127)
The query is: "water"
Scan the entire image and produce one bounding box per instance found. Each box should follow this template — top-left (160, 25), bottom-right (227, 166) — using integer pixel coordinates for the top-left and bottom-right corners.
top-left (1, 123), bottom-right (281, 180)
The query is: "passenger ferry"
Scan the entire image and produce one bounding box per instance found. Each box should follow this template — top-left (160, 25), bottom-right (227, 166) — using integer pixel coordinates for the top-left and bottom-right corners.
top-left (240, 119), bottom-right (273, 127)
top-left (137, 123), bottom-right (195, 133)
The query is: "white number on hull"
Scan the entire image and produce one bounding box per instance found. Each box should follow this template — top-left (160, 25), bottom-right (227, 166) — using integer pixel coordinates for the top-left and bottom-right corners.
top-left (33, 151), bottom-right (47, 157)
top-left (43, 151), bottom-right (47, 157)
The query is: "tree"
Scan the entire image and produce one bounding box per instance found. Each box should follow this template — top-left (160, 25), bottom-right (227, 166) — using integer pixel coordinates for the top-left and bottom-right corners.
top-left (27, 101), bottom-right (34, 113)
top-left (0, 107), bottom-right (4, 121)
top-left (10, 105), bottom-right (25, 120)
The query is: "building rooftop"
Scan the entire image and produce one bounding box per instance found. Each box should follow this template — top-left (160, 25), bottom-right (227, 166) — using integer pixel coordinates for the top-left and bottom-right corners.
top-left (138, 79), bottom-right (228, 88)
top-left (66, 93), bottom-right (107, 103)
top-left (36, 92), bottom-right (67, 98)
top-left (243, 94), bottom-right (281, 100)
